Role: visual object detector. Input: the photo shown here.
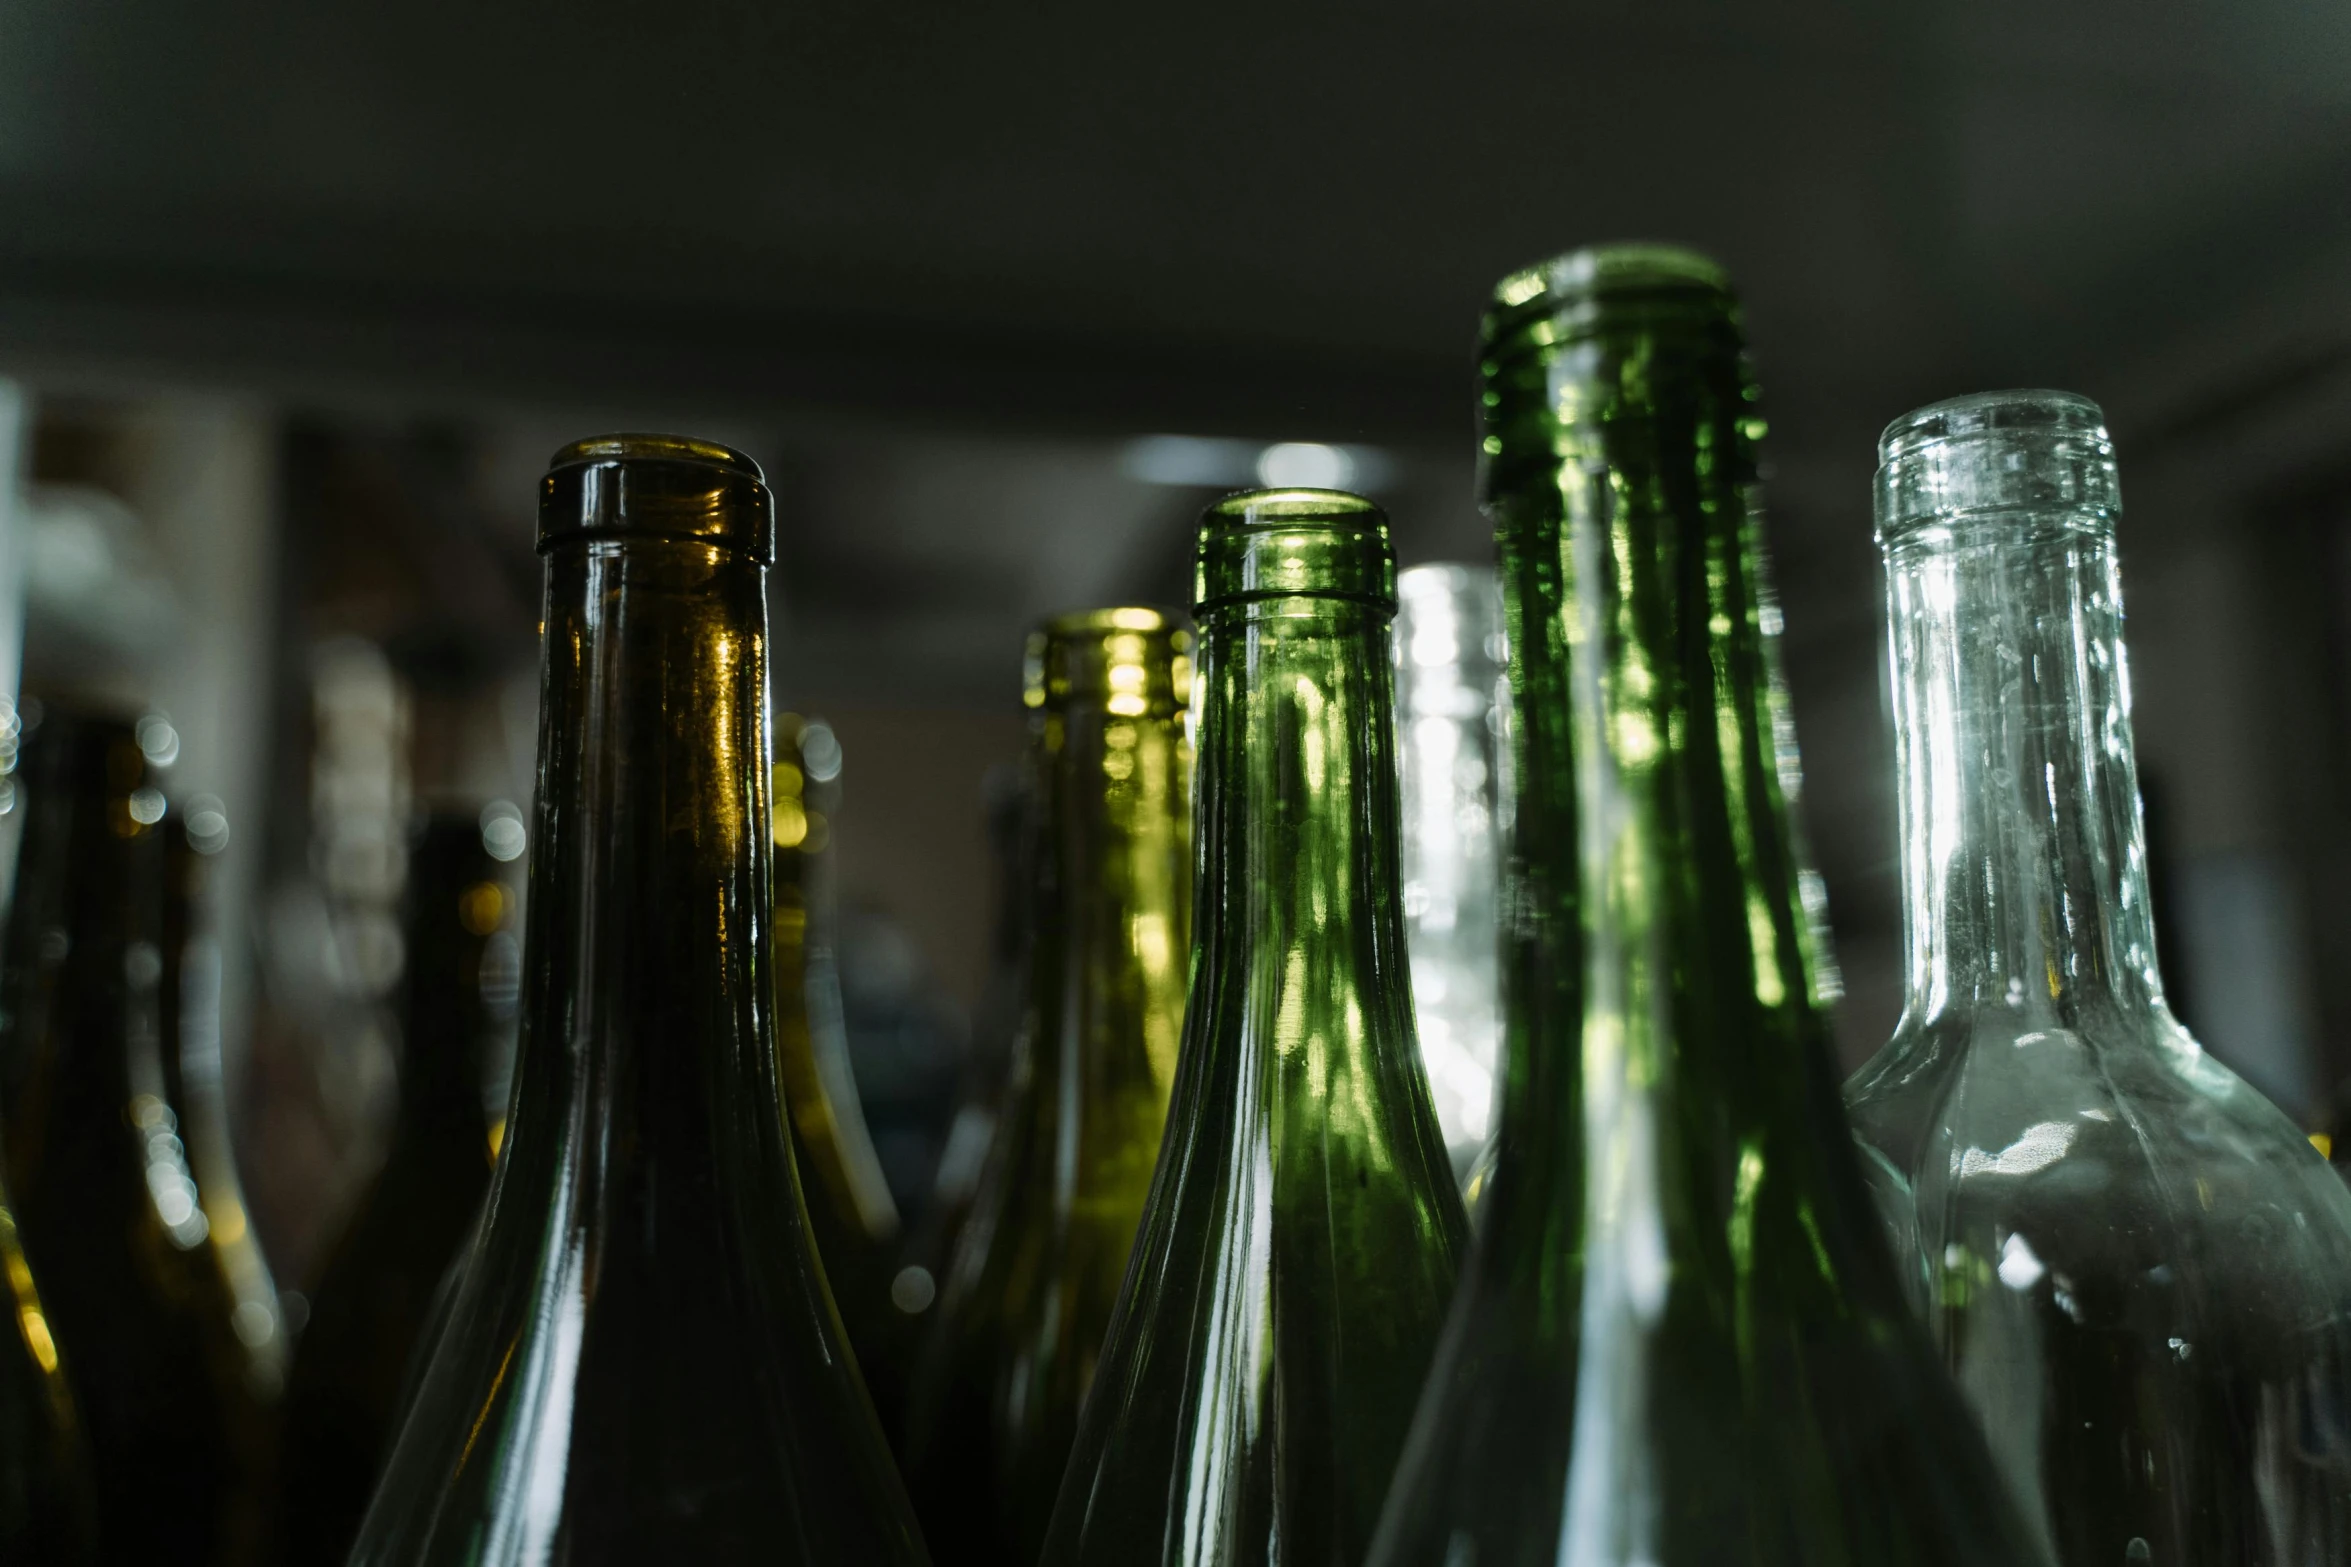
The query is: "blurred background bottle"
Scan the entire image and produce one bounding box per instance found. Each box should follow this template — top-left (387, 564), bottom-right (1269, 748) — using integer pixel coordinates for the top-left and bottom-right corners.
top-left (1392, 564), bottom-right (1506, 1191)
top-left (770, 712), bottom-right (909, 1431)
top-left (905, 607), bottom-right (1191, 1566)
top-left (1369, 245), bottom-right (2045, 1567)
top-left (1847, 390), bottom-right (2351, 1565)
top-left (347, 436), bottom-right (925, 1564)
top-left (1040, 493), bottom-right (1464, 1567)
top-left (0, 1141), bottom-right (97, 1561)
top-left (275, 808), bottom-right (519, 1565)
top-left (0, 703), bottom-right (282, 1565)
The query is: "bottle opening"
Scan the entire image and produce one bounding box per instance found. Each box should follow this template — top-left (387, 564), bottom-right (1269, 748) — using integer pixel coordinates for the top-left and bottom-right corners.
top-left (1874, 390), bottom-right (2120, 544)
top-left (1481, 241), bottom-right (1735, 362)
top-left (539, 432), bottom-right (774, 561)
top-left (1193, 488), bottom-right (1395, 615)
top-left (1024, 607), bottom-right (1192, 713)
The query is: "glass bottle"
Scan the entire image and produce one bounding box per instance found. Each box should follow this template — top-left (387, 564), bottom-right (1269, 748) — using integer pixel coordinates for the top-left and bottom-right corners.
top-left (1393, 564), bottom-right (1506, 1188)
top-left (0, 705), bottom-right (278, 1565)
top-left (1846, 390), bottom-right (2351, 1566)
top-left (905, 607), bottom-right (1192, 1567)
top-left (1040, 491), bottom-right (1466, 1567)
top-left (347, 436), bottom-right (927, 1565)
top-left (0, 1143), bottom-right (96, 1561)
top-left (770, 712), bottom-right (910, 1433)
top-left (278, 809), bottom-right (518, 1564)
top-left (1368, 245), bottom-right (2048, 1567)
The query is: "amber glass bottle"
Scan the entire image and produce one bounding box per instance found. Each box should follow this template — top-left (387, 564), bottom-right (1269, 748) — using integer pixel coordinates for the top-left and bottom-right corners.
top-left (905, 608), bottom-right (1191, 1566)
top-left (1039, 492), bottom-right (1465, 1567)
top-left (277, 811), bottom-right (515, 1563)
top-left (0, 705), bottom-right (277, 1565)
top-left (0, 1143), bottom-right (96, 1561)
top-left (346, 436), bottom-right (927, 1564)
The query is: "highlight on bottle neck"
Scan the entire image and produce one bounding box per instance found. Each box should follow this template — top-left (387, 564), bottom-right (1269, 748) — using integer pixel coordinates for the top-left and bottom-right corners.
top-left (538, 433), bottom-right (775, 560)
top-left (1479, 240), bottom-right (1737, 370)
top-left (1192, 489), bottom-right (1396, 618)
top-left (1022, 607), bottom-right (1193, 717)
top-left (1875, 389), bottom-right (2120, 546)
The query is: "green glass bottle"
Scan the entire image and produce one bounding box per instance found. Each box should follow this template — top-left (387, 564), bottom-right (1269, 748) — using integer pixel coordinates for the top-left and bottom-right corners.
top-left (1848, 391), bottom-right (2351, 1565)
top-left (1040, 492), bottom-right (1466, 1567)
top-left (278, 810), bottom-right (516, 1564)
top-left (1366, 245), bottom-right (2049, 1567)
top-left (0, 706), bottom-right (278, 1565)
top-left (346, 436), bottom-right (927, 1565)
top-left (0, 1145), bottom-right (97, 1561)
top-left (905, 607), bottom-right (1192, 1567)
top-left (770, 713), bottom-right (911, 1435)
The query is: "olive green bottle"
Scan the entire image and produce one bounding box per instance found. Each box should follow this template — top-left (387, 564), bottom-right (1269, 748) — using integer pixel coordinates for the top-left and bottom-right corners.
top-left (277, 811), bottom-right (515, 1564)
top-left (346, 436), bottom-right (927, 1565)
top-left (1366, 245), bottom-right (2048, 1567)
top-left (0, 706), bottom-right (278, 1565)
top-left (770, 713), bottom-right (909, 1432)
top-left (0, 1145), bottom-right (96, 1561)
top-left (905, 608), bottom-right (1192, 1566)
top-left (1039, 493), bottom-right (1465, 1567)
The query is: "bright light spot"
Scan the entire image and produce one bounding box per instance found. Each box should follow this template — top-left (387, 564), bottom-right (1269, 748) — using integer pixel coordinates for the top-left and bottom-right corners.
top-left (18, 1307), bottom-right (56, 1372)
top-left (481, 801), bottom-right (527, 861)
top-left (890, 1266), bottom-right (937, 1314)
top-left (1120, 435), bottom-right (1258, 487)
top-left (128, 787), bottom-right (166, 825)
top-left (1256, 442), bottom-right (1353, 490)
top-left (187, 794), bottom-right (231, 855)
top-left (800, 721), bottom-right (843, 782)
top-left (1997, 1233), bottom-right (2047, 1290)
top-left (1959, 1121), bottom-right (2077, 1179)
top-left (774, 799), bottom-right (808, 848)
top-left (231, 1300), bottom-right (276, 1347)
top-left (135, 714), bottom-right (181, 767)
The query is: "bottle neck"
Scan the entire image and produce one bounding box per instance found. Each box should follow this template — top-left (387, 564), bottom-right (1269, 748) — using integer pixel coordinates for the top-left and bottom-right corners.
top-left (1886, 514), bottom-right (2164, 1026)
top-left (1022, 689), bottom-right (1188, 1158)
top-left (508, 537), bottom-right (776, 1196)
top-left (1186, 596), bottom-right (1427, 1159)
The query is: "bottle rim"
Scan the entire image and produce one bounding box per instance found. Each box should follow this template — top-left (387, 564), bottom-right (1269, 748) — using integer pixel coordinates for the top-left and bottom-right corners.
top-left (539, 432), bottom-right (774, 561)
top-left (1874, 390), bottom-right (2120, 544)
top-left (1480, 241), bottom-right (1737, 364)
top-left (1024, 606), bottom-right (1193, 713)
top-left (1193, 488), bottom-right (1396, 615)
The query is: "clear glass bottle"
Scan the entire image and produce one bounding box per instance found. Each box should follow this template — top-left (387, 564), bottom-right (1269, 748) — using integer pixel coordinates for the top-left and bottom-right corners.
top-left (1039, 492), bottom-right (1466, 1567)
top-left (279, 809), bottom-right (516, 1564)
top-left (1393, 564), bottom-right (1506, 1188)
top-left (905, 607), bottom-right (1191, 1567)
top-left (1368, 245), bottom-right (2049, 1567)
top-left (347, 436), bottom-right (927, 1565)
top-left (0, 706), bottom-right (278, 1565)
top-left (1846, 389), bottom-right (2351, 1566)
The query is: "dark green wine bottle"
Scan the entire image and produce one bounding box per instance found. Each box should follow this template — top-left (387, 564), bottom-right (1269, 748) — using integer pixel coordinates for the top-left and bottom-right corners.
top-left (906, 607), bottom-right (1192, 1567)
top-left (346, 436), bottom-right (928, 1565)
top-left (0, 1142), bottom-right (97, 1561)
top-left (0, 706), bottom-right (277, 1566)
top-left (277, 811), bottom-right (515, 1564)
top-left (1040, 493), bottom-right (1466, 1567)
top-left (1366, 245), bottom-right (2049, 1567)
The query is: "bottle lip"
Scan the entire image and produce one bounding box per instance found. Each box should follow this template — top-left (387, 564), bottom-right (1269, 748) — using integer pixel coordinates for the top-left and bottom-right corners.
top-left (1874, 390), bottom-right (2120, 544)
top-left (1024, 605), bottom-right (1194, 713)
top-left (538, 433), bottom-right (774, 561)
top-left (1193, 488), bottom-right (1396, 615)
top-left (1481, 241), bottom-right (1736, 362)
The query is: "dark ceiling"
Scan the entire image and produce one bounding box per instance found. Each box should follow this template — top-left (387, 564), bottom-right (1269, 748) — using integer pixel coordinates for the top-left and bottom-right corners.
top-left (5, 0), bottom-right (2349, 450)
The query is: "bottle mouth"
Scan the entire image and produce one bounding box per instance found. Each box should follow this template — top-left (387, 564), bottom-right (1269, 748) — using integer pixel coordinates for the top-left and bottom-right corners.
top-left (1874, 390), bottom-right (2120, 543)
top-left (539, 433), bottom-right (774, 561)
top-left (1192, 489), bottom-right (1395, 615)
top-left (1481, 242), bottom-right (1736, 365)
top-left (1024, 607), bottom-right (1193, 714)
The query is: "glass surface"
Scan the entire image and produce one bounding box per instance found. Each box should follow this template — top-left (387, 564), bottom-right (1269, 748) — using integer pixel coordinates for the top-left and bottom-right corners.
top-left (1039, 492), bottom-right (1466, 1567)
top-left (0, 706), bottom-right (278, 1565)
top-left (0, 1141), bottom-right (95, 1561)
top-left (1393, 564), bottom-right (1506, 1186)
top-left (905, 607), bottom-right (1192, 1567)
top-left (1847, 390), bottom-right (2351, 1566)
top-left (278, 811), bottom-right (515, 1564)
top-left (347, 437), bottom-right (927, 1565)
top-left (771, 713), bottom-right (912, 1435)
top-left (1369, 246), bottom-right (2047, 1567)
